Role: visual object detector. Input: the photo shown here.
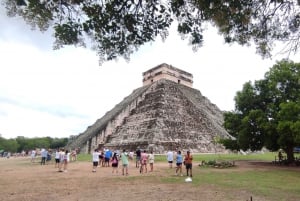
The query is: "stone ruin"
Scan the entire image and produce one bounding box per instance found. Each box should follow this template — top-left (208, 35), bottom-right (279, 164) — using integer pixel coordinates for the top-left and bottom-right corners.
top-left (67, 63), bottom-right (233, 153)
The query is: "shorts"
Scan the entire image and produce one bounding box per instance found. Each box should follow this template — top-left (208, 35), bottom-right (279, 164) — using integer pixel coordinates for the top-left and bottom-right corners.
top-left (168, 161), bottom-right (173, 163)
top-left (136, 156), bottom-right (140, 161)
top-left (122, 164), bottom-right (128, 167)
top-left (112, 163), bottom-right (118, 167)
top-left (185, 163), bottom-right (192, 169)
top-left (55, 158), bottom-right (60, 163)
top-left (93, 161), bottom-right (99, 166)
top-left (176, 162), bottom-right (182, 166)
top-left (105, 157), bottom-right (110, 162)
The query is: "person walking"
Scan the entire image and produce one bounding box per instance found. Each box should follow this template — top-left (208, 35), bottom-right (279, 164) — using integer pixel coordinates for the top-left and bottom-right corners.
top-left (40, 148), bottom-right (48, 165)
top-left (140, 150), bottom-right (148, 174)
top-left (54, 149), bottom-right (60, 168)
top-left (111, 152), bottom-right (119, 174)
top-left (175, 150), bottom-right (183, 176)
top-left (135, 148), bottom-right (141, 168)
top-left (120, 149), bottom-right (129, 176)
top-left (58, 148), bottom-right (65, 172)
top-left (63, 150), bottom-right (70, 172)
top-left (92, 149), bottom-right (100, 172)
top-left (184, 151), bottom-right (193, 177)
top-left (104, 149), bottom-right (112, 167)
top-left (148, 151), bottom-right (155, 172)
top-left (30, 149), bottom-right (36, 163)
top-left (167, 150), bottom-right (174, 168)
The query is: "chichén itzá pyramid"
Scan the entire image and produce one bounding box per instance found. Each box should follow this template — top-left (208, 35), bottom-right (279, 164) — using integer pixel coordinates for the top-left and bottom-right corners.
top-left (67, 63), bottom-right (233, 153)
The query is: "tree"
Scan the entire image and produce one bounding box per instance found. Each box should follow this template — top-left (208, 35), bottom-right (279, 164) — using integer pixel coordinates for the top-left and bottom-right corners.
top-left (0, 137), bottom-right (19, 153)
top-left (3, 0), bottom-right (300, 64)
top-left (223, 60), bottom-right (300, 162)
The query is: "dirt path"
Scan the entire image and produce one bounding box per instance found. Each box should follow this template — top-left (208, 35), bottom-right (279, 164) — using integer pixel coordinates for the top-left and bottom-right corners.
top-left (0, 157), bottom-right (298, 201)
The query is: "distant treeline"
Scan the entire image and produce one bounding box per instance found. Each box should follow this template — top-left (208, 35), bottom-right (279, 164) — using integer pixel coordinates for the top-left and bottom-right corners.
top-left (0, 136), bottom-right (68, 153)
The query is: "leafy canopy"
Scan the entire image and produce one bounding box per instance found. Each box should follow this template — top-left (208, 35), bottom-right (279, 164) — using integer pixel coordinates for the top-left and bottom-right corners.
top-left (3, 0), bottom-right (300, 64)
top-left (223, 60), bottom-right (300, 162)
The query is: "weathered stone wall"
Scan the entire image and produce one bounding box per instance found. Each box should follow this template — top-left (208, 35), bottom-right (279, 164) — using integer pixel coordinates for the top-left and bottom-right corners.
top-left (66, 85), bottom-right (150, 152)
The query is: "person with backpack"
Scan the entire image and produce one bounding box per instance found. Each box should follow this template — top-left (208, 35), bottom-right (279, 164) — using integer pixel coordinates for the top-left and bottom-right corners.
top-left (111, 152), bottom-right (119, 174)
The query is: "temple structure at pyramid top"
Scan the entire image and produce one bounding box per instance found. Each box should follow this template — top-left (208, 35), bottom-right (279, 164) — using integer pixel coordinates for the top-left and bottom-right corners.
top-left (142, 63), bottom-right (193, 88)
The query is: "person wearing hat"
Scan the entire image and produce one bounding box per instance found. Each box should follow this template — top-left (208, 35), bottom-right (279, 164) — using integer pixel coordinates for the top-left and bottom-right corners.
top-left (184, 151), bottom-right (193, 177)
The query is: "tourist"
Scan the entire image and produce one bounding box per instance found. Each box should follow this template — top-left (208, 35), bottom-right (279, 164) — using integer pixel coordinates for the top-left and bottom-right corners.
top-left (278, 149), bottom-right (283, 161)
top-left (148, 150), bottom-right (155, 172)
top-left (30, 149), bottom-right (36, 163)
top-left (136, 148), bottom-right (141, 168)
top-left (184, 151), bottom-right (193, 177)
top-left (99, 151), bottom-right (104, 167)
top-left (63, 150), bottom-right (70, 172)
top-left (40, 148), bottom-right (48, 165)
top-left (129, 150), bottom-right (134, 161)
top-left (167, 149), bottom-right (174, 168)
top-left (120, 149), bottom-right (129, 176)
top-left (140, 150), bottom-right (148, 174)
top-left (54, 149), bottom-right (60, 168)
top-left (58, 148), bottom-right (65, 172)
top-left (92, 149), bottom-right (100, 172)
top-left (104, 149), bottom-right (112, 167)
top-left (175, 150), bottom-right (183, 176)
top-left (46, 149), bottom-right (52, 165)
top-left (71, 150), bottom-right (77, 161)
top-left (111, 152), bottom-right (119, 174)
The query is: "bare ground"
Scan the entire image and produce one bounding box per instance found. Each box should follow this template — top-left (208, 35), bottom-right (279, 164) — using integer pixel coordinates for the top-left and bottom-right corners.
top-left (0, 157), bottom-right (299, 201)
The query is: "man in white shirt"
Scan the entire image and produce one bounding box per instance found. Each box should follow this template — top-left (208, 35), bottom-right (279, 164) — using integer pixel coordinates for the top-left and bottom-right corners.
top-left (167, 150), bottom-right (174, 168)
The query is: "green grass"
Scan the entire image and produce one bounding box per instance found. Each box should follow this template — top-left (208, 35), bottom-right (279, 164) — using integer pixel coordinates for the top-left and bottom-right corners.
top-left (160, 164), bottom-right (300, 201)
top-left (156, 152), bottom-right (300, 201)
top-left (77, 152), bottom-right (300, 162)
top-left (77, 151), bottom-right (300, 200)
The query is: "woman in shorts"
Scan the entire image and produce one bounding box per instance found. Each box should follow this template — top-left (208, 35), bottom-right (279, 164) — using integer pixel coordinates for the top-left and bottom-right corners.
top-left (111, 153), bottom-right (119, 174)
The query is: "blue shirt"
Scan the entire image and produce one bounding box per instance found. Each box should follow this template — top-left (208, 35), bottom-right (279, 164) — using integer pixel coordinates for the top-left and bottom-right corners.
top-left (176, 154), bottom-right (183, 163)
top-left (105, 150), bottom-right (112, 158)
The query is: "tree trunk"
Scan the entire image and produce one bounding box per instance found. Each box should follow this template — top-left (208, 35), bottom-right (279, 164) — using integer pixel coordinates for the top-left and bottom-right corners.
top-left (285, 146), bottom-right (294, 163)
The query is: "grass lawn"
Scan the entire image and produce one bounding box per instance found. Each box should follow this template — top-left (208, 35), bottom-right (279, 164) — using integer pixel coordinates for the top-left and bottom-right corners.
top-left (72, 152), bottom-right (300, 201)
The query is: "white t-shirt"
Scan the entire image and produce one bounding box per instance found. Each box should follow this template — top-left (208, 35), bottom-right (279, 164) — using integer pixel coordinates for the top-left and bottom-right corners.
top-left (167, 151), bottom-right (174, 162)
top-left (31, 150), bottom-right (36, 158)
top-left (55, 151), bottom-right (60, 159)
top-left (66, 153), bottom-right (70, 162)
top-left (92, 152), bottom-right (100, 162)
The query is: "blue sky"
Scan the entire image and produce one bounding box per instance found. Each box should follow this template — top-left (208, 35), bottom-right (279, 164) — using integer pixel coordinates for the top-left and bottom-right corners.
top-left (0, 6), bottom-right (298, 139)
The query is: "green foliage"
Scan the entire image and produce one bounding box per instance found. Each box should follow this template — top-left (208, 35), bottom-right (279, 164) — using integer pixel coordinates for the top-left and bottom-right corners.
top-left (0, 136), bottom-right (68, 153)
top-left (219, 138), bottom-right (239, 151)
top-left (0, 137), bottom-right (19, 153)
top-left (4, 0), bottom-right (300, 64)
top-left (224, 60), bottom-right (300, 162)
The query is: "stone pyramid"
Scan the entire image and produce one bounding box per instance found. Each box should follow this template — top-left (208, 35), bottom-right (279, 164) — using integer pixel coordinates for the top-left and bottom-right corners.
top-left (67, 64), bottom-right (232, 153)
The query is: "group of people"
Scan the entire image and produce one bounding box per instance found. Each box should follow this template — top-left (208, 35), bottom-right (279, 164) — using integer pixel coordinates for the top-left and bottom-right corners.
top-left (167, 150), bottom-right (193, 177)
top-left (54, 148), bottom-right (71, 172)
top-left (92, 149), bottom-right (129, 175)
top-left (91, 148), bottom-right (193, 178)
top-left (135, 149), bottom-right (155, 174)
